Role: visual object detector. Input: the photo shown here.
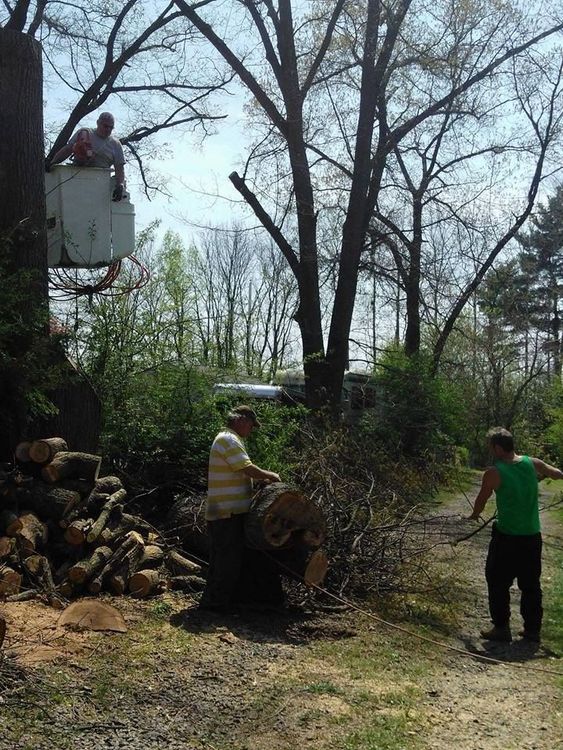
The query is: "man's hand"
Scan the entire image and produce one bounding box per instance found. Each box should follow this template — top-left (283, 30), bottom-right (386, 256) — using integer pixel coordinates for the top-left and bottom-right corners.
top-left (112, 183), bottom-right (124, 201)
top-left (265, 471), bottom-right (281, 483)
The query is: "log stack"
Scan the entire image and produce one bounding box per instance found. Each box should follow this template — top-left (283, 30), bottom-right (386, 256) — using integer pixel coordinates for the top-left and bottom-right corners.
top-left (0, 437), bottom-right (204, 606)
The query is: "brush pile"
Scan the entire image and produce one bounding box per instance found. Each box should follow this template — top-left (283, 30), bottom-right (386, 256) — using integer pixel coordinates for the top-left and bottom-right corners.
top-left (0, 438), bottom-right (204, 607)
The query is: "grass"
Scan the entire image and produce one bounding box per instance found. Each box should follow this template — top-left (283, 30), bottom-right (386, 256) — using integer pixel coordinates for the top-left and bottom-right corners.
top-left (542, 502), bottom-right (563, 661)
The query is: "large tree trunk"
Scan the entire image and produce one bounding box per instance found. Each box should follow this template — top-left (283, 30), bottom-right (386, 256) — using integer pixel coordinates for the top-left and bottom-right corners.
top-left (0, 29), bottom-right (49, 459)
top-left (244, 483), bottom-right (325, 551)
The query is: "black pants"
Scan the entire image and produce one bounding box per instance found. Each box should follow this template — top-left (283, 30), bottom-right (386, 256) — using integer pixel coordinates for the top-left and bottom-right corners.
top-left (200, 515), bottom-right (246, 609)
top-left (485, 524), bottom-right (543, 632)
top-left (200, 515), bottom-right (284, 609)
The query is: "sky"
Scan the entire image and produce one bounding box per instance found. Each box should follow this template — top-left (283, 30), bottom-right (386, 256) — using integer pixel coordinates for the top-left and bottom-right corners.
top-left (123, 92), bottom-right (254, 243)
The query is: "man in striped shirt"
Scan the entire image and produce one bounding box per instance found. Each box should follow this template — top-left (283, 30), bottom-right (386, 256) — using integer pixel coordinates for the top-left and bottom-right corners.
top-left (200, 405), bottom-right (280, 612)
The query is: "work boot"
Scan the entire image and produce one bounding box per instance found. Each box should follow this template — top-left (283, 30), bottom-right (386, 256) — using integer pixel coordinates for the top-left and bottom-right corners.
top-left (480, 624), bottom-right (512, 642)
top-left (519, 629), bottom-right (541, 643)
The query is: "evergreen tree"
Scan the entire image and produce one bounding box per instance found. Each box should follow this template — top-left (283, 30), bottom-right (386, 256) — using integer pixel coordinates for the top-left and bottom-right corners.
top-left (518, 187), bottom-right (563, 378)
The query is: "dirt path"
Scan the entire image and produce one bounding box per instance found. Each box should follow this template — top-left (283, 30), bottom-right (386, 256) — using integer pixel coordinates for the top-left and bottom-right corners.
top-left (0, 478), bottom-right (561, 750)
top-left (420, 478), bottom-right (562, 750)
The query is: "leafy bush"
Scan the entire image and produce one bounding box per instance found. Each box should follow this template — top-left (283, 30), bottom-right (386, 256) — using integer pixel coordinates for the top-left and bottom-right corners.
top-left (100, 365), bottom-right (309, 489)
top-left (361, 347), bottom-right (466, 458)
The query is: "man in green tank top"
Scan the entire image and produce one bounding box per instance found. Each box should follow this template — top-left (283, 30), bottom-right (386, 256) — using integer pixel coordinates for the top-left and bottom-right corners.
top-left (469, 427), bottom-right (563, 643)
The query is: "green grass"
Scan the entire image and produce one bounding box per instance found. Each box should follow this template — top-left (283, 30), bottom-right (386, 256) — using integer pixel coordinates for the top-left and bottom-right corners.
top-left (303, 680), bottom-right (344, 696)
top-left (543, 505), bottom-right (563, 660)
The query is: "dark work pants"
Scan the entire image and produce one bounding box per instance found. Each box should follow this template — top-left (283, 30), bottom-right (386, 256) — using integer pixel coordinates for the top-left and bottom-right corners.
top-left (200, 515), bottom-right (284, 609)
top-left (485, 524), bottom-right (543, 633)
top-left (200, 515), bottom-right (246, 609)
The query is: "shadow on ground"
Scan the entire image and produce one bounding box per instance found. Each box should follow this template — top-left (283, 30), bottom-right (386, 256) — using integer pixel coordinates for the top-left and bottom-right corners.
top-left (170, 604), bottom-right (358, 645)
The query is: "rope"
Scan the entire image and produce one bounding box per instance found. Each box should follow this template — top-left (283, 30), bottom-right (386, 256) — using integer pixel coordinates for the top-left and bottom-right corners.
top-left (265, 554), bottom-right (563, 678)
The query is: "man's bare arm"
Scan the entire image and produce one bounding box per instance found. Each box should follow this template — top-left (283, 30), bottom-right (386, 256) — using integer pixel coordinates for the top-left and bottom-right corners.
top-left (531, 457), bottom-right (563, 481)
top-left (114, 163), bottom-right (125, 184)
top-left (468, 468), bottom-right (499, 520)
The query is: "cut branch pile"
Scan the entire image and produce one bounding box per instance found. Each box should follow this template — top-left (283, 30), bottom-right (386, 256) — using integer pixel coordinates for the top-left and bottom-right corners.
top-left (0, 438), bottom-right (204, 607)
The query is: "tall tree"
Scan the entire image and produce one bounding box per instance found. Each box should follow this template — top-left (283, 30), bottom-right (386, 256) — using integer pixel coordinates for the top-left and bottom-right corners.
top-left (0, 1), bottom-right (230, 454)
top-left (173, 0), bottom-right (563, 408)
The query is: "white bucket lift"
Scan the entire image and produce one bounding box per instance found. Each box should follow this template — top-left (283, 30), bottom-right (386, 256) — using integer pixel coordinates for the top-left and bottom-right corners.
top-left (45, 165), bottom-right (135, 268)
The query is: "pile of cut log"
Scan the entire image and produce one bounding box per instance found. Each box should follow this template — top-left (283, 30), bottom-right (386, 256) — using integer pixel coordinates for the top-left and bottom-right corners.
top-left (0, 438), bottom-right (204, 606)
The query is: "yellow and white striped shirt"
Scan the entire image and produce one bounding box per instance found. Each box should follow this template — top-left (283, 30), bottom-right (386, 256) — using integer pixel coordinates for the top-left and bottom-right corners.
top-left (206, 428), bottom-right (253, 520)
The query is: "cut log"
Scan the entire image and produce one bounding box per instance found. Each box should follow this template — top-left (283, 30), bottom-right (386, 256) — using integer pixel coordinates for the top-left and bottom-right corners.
top-left (59, 478), bottom-right (96, 496)
top-left (68, 546), bottom-right (112, 584)
top-left (166, 548), bottom-right (202, 575)
top-left (54, 559), bottom-right (73, 582)
top-left (15, 441), bottom-right (32, 462)
top-left (61, 477), bottom-right (124, 529)
top-left (21, 553), bottom-right (63, 607)
top-left (98, 513), bottom-right (137, 546)
top-left (24, 483), bottom-right (81, 523)
top-left (64, 518), bottom-right (93, 546)
top-left (5, 589), bottom-right (38, 602)
top-left (86, 489), bottom-right (127, 543)
top-left (17, 512), bottom-right (48, 553)
top-left (89, 531), bottom-right (144, 594)
top-left (128, 568), bottom-right (161, 598)
top-left (109, 541), bottom-right (145, 595)
top-left (29, 437), bottom-right (68, 464)
top-left (0, 509), bottom-right (22, 536)
top-left (110, 544), bottom-right (164, 596)
top-left (0, 566), bottom-right (22, 595)
top-left (244, 483), bottom-right (326, 550)
top-left (270, 547), bottom-right (329, 587)
top-left (87, 476), bottom-right (124, 508)
top-left (139, 544), bottom-right (164, 568)
top-left (41, 452), bottom-right (102, 483)
top-left (0, 536), bottom-right (15, 560)
top-left (58, 580), bottom-right (82, 599)
top-left (109, 563), bottom-right (130, 595)
top-left (167, 574), bottom-right (206, 592)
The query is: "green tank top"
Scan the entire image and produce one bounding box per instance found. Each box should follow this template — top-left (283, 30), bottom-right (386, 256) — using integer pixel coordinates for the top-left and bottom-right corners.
top-left (494, 455), bottom-right (540, 535)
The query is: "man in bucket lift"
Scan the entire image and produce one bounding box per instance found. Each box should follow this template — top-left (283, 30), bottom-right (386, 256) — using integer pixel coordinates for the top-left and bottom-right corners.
top-left (46, 112), bottom-right (126, 201)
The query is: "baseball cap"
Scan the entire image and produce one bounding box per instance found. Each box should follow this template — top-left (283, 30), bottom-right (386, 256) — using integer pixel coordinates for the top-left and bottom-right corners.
top-left (232, 405), bottom-right (261, 427)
